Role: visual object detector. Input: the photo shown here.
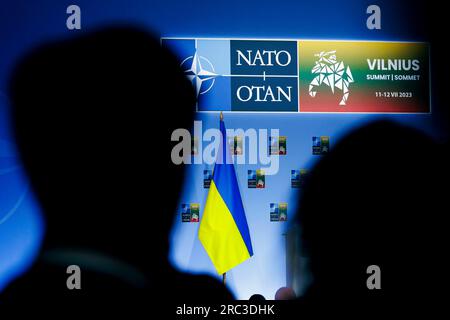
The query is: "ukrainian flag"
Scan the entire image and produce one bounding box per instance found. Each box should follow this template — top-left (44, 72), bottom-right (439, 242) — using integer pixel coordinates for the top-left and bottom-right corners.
top-left (199, 115), bottom-right (253, 275)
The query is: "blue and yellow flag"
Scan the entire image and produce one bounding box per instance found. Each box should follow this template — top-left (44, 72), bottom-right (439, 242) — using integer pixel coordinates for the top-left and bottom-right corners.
top-left (199, 116), bottom-right (253, 275)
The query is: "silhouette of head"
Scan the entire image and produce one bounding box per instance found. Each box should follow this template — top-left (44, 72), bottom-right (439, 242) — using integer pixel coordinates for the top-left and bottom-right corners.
top-left (9, 27), bottom-right (195, 270)
top-left (275, 287), bottom-right (296, 300)
top-left (297, 120), bottom-right (446, 305)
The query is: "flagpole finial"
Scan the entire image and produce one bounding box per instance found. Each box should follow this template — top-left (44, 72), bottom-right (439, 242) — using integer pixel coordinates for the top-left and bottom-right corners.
top-left (220, 111), bottom-right (224, 121)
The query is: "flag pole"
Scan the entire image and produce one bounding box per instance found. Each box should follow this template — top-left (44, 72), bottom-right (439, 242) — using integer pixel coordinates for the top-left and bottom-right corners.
top-left (221, 110), bottom-right (225, 287)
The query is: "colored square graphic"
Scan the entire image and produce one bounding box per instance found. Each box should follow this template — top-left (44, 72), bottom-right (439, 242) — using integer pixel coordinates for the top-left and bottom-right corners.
top-left (279, 203), bottom-right (287, 221)
top-left (190, 203), bottom-right (200, 222)
top-left (248, 169), bottom-right (265, 188)
top-left (291, 170), bottom-right (300, 188)
top-left (181, 203), bottom-right (200, 223)
top-left (248, 170), bottom-right (256, 188)
top-left (256, 169), bottom-right (265, 189)
top-left (270, 203), bottom-right (287, 222)
top-left (181, 203), bottom-right (191, 222)
top-left (270, 203), bottom-right (279, 222)
top-left (312, 136), bottom-right (330, 155)
top-left (291, 169), bottom-right (308, 188)
top-left (203, 170), bottom-right (212, 188)
top-left (269, 136), bottom-right (287, 155)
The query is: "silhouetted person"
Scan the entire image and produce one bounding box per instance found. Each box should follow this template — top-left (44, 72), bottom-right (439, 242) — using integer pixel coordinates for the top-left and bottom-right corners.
top-left (274, 287), bottom-right (296, 300)
top-left (295, 121), bottom-right (447, 317)
top-left (1, 27), bottom-right (233, 309)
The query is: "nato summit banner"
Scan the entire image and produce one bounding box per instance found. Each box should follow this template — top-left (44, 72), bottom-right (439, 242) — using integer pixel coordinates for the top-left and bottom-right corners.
top-left (162, 38), bottom-right (429, 113)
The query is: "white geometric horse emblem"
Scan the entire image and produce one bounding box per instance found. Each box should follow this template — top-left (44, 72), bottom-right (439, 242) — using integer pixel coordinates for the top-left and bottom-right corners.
top-left (308, 50), bottom-right (354, 106)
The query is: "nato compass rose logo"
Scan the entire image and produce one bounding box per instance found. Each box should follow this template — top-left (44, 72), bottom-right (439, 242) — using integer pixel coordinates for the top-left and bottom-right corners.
top-left (162, 38), bottom-right (298, 112)
top-left (181, 52), bottom-right (218, 97)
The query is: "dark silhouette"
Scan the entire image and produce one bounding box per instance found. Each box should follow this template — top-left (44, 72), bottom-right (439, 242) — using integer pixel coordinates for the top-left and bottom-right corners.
top-left (1, 27), bottom-right (233, 308)
top-left (295, 121), bottom-right (447, 317)
top-left (249, 293), bottom-right (266, 301)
